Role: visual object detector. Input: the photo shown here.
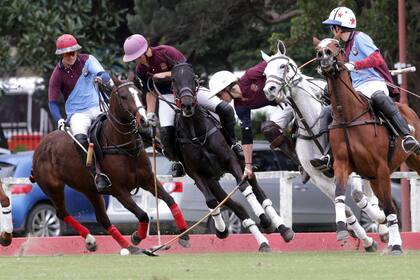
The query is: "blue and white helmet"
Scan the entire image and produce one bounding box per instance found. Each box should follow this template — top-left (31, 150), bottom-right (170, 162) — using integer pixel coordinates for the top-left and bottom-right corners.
top-left (323, 7), bottom-right (356, 29)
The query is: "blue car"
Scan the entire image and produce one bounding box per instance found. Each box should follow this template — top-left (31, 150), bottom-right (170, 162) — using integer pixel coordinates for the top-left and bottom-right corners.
top-left (0, 151), bottom-right (109, 236)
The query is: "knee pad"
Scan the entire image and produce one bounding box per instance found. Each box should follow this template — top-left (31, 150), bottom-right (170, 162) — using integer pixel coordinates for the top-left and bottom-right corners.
top-left (261, 121), bottom-right (282, 143)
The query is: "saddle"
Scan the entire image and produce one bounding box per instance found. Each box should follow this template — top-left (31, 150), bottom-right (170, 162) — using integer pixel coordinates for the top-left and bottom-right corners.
top-left (87, 113), bottom-right (144, 162)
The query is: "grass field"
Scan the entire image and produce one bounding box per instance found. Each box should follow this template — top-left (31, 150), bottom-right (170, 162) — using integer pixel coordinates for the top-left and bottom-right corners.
top-left (1, 251), bottom-right (419, 280)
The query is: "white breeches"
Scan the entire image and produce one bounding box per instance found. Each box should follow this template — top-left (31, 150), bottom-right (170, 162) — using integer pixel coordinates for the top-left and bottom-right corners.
top-left (159, 87), bottom-right (222, 128)
top-left (269, 105), bottom-right (294, 129)
top-left (355, 80), bottom-right (389, 98)
top-left (70, 106), bottom-right (102, 135)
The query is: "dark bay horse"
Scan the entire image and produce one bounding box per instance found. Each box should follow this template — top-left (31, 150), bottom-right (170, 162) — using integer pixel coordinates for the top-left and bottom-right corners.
top-left (170, 62), bottom-right (294, 252)
top-left (31, 75), bottom-right (190, 255)
top-left (0, 183), bottom-right (12, 246)
top-left (313, 37), bottom-right (420, 255)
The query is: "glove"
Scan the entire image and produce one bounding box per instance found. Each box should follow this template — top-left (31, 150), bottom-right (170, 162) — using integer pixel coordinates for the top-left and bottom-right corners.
top-left (94, 76), bottom-right (103, 84)
top-left (57, 118), bottom-right (66, 131)
top-left (344, 62), bottom-right (356, 72)
top-left (146, 112), bottom-right (159, 127)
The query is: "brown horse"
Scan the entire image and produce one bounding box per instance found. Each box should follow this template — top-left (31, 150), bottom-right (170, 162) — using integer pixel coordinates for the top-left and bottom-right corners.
top-left (313, 37), bottom-right (420, 255)
top-left (0, 183), bottom-right (12, 246)
top-left (31, 75), bottom-right (190, 255)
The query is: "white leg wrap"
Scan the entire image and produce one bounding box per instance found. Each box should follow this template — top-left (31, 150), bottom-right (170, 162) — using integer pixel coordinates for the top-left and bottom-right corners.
top-left (210, 208), bottom-right (226, 232)
top-left (262, 199), bottom-right (284, 228)
top-left (378, 223), bottom-right (389, 236)
top-left (242, 218), bottom-right (268, 245)
top-left (356, 195), bottom-right (385, 223)
top-left (335, 195), bottom-right (346, 224)
top-left (387, 214), bottom-right (402, 246)
top-left (242, 186), bottom-right (265, 217)
top-left (346, 212), bottom-right (372, 247)
top-left (1, 205), bottom-right (13, 234)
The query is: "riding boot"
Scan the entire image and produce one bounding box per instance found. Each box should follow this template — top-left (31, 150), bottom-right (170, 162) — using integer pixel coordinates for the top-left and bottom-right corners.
top-left (261, 121), bottom-right (310, 184)
top-left (309, 106), bottom-right (334, 177)
top-left (160, 126), bottom-right (185, 177)
top-left (74, 134), bottom-right (112, 192)
top-left (371, 91), bottom-right (420, 155)
top-left (215, 102), bottom-right (244, 160)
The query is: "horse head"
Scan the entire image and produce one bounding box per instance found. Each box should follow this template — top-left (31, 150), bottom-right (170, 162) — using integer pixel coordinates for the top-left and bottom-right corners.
top-left (109, 73), bottom-right (147, 129)
top-left (313, 37), bottom-right (345, 77)
top-left (171, 62), bottom-right (199, 117)
top-left (262, 40), bottom-right (300, 103)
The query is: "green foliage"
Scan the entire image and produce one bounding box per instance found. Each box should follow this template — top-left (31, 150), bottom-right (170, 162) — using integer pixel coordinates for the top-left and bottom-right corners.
top-left (0, 0), bottom-right (127, 110)
top-left (127, 0), bottom-right (289, 74)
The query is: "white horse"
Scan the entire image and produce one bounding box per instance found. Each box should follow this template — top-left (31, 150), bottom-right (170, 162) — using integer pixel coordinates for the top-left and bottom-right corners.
top-left (261, 41), bottom-right (389, 251)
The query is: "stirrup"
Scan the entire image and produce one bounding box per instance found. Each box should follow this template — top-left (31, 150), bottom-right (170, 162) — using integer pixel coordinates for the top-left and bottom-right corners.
top-left (95, 173), bottom-right (112, 192)
top-left (402, 135), bottom-right (420, 155)
top-left (171, 162), bottom-right (186, 178)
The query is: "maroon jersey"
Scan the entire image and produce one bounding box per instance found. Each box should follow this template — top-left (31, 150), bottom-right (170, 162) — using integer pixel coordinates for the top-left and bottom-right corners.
top-left (234, 61), bottom-right (276, 128)
top-left (136, 45), bottom-right (186, 94)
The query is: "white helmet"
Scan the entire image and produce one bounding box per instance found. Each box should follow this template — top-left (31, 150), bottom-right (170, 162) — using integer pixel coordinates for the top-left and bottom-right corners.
top-left (323, 7), bottom-right (356, 29)
top-left (208, 70), bottom-right (238, 98)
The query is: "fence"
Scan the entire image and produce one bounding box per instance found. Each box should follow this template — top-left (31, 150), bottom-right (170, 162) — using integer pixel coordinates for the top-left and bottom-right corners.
top-left (2, 171), bottom-right (419, 232)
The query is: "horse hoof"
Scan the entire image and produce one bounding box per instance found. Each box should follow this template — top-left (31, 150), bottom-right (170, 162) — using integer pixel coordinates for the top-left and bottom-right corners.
top-left (178, 234), bottom-right (191, 248)
top-left (364, 240), bottom-right (378, 252)
top-left (215, 228), bottom-right (229, 239)
top-left (131, 231), bottom-right (141, 245)
top-left (259, 214), bottom-right (272, 230)
top-left (85, 234), bottom-right (97, 252)
top-left (388, 245), bottom-right (403, 256)
top-left (380, 232), bottom-right (389, 244)
top-left (336, 230), bottom-right (349, 242)
top-left (278, 225), bottom-right (294, 243)
top-left (258, 242), bottom-right (272, 253)
top-left (0, 232), bottom-right (12, 247)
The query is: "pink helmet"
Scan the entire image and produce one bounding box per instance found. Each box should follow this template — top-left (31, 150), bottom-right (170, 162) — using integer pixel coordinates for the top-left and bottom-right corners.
top-left (55, 34), bottom-right (82, 55)
top-left (123, 34), bottom-right (149, 62)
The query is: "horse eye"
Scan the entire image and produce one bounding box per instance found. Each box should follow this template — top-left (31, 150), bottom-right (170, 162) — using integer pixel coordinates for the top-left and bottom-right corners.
top-left (325, 49), bottom-right (332, 56)
top-left (120, 95), bottom-right (128, 100)
top-left (317, 52), bottom-right (323, 58)
top-left (280, 65), bottom-right (286, 69)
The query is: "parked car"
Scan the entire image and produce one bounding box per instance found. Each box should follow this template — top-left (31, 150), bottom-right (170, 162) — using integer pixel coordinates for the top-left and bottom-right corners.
top-left (0, 151), bottom-right (108, 237)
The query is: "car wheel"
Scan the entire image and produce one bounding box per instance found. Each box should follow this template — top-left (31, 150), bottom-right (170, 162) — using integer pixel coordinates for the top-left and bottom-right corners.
top-left (207, 207), bottom-right (243, 234)
top-left (26, 204), bottom-right (63, 237)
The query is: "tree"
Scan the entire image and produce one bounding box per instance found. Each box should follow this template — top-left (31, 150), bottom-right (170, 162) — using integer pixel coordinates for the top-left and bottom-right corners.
top-left (0, 0), bottom-right (127, 120)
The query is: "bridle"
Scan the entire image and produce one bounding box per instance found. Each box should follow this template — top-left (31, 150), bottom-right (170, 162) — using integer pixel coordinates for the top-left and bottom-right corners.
top-left (172, 63), bottom-right (199, 110)
top-left (107, 81), bottom-right (144, 135)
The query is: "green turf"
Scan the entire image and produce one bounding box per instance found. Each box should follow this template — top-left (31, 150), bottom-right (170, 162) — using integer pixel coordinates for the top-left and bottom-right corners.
top-left (1, 251), bottom-right (419, 280)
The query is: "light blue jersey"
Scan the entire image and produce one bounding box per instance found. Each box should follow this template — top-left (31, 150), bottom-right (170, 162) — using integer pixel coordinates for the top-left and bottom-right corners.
top-left (64, 55), bottom-right (104, 119)
top-left (348, 32), bottom-right (384, 88)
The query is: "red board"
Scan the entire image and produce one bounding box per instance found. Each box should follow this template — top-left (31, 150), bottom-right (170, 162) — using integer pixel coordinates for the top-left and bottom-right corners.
top-left (1, 232), bottom-right (419, 256)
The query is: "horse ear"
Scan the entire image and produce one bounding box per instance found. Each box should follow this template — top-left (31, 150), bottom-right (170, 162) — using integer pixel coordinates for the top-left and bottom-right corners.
top-left (111, 73), bottom-right (120, 86)
top-left (276, 40), bottom-right (286, 55)
top-left (261, 50), bottom-right (271, 62)
top-left (313, 37), bottom-right (321, 47)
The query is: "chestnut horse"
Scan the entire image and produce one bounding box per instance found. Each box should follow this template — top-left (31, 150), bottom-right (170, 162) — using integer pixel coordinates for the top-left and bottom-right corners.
top-left (313, 37), bottom-right (420, 255)
top-left (31, 75), bottom-right (190, 255)
top-left (0, 183), bottom-right (12, 246)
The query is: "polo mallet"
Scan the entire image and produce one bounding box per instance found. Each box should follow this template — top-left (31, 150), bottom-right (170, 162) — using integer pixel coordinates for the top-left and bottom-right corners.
top-left (150, 127), bottom-right (170, 252)
top-left (145, 177), bottom-right (247, 255)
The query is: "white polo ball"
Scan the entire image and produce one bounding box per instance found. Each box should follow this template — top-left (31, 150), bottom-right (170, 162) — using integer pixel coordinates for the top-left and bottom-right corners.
top-left (120, 248), bottom-right (130, 256)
